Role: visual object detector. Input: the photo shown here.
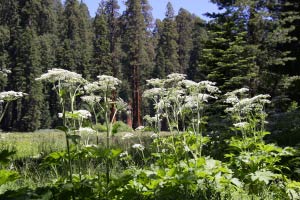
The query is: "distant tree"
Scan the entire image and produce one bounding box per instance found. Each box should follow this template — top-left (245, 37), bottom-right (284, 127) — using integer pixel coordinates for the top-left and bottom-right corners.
top-left (176, 8), bottom-right (193, 74)
top-left (154, 2), bottom-right (179, 77)
top-left (123, 0), bottom-right (152, 128)
top-left (57, 0), bottom-right (93, 78)
top-left (187, 16), bottom-right (207, 82)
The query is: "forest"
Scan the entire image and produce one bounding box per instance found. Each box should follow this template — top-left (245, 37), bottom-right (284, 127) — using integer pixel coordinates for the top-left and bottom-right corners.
top-left (0, 0), bottom-right (300, 199)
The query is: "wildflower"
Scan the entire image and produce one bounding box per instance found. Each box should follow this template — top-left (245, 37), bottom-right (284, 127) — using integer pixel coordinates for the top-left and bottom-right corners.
top-left (184, 145), bottom-right (190, 152)
top-left (233, 122), bottom-right (249, 128)
top-left (225, 96), bottom-right (239, 104)
top-left (116, 98), bottom-right (127, 111)
top-left (78, 127), bottom-right (96, 134)
top-left (36, 68), bottom-right (85, 84)
top-left (150, 133), bottom-right (158, 139)
top-left (122, 132), bottom-right (134, 140)
top-left (81, 95), bottom-right (101, 104)
top-left (135, 126), bottom-right (145, 131)
top-left (0, 91), bottom-right (27, 102)
top-left (167, 73), bottom-right (186, 81)
top-left (84, 82), bottom-right (101, 93)
top-left (146, 78), bottom-right (165, 87)
top-left (180, 80), bottom-right (197, 88)
top-left (144, 115), bottom-right (161, 124)
top-left (85, 144), bottom-right (97, 148)
top-left (132, 144), bottom-right (145, 151)
top-left (198, 81), bottom-right (220, 93)
top-left (58, 113), bottom-right (63, 118)
top-left (143, 88), bottom-right (164, 99)
top-left (97, 75), bottom-right (121, 91)
top-left (73, 110), bottom-right (92, 119)
top-left (225, 88), bottom-right (249, 99)
top-left (120, 151), bottom-right (128, 158)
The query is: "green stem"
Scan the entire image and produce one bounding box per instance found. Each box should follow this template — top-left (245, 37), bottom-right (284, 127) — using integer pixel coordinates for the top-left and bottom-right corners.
top-left (0, 101), bottom-right (10, 123)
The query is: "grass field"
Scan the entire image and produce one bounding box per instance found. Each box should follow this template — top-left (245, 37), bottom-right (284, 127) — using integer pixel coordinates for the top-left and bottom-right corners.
top-left (0, 129), bottom-right (164, 159)
top-left (0, 129), bottom-right (66, 159)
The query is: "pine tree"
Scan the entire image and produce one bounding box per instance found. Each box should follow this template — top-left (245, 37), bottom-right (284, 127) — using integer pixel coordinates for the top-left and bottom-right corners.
top-left (3, 0), bottom-right (45, 131)
top-left (93, 5), bottom-right (111, 77)
top-left (123, 0), bottom-right (151, 128)
top-left (176, 8), bottom-right (193, 74)
top-left (209, 0), bottom-right (298, 95)
top-left (0, 26), bottom-right (10, 90)
top-left (187, 16), bottom-right (207, 82)
top-left (57, 0), bottom-right (93, 78)
top-left (154, 2), bottom-right (179, 77)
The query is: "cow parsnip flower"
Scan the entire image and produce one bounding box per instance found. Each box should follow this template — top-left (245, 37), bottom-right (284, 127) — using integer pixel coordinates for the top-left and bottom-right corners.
top-left (233, 122), bottom-right (249, 128)
top-left (0, 91), bottom-right (27, 102)
top-left (78, 127), bottom-right (96, 134)
top-left (81, 95), bottom-right (102, 105)
top-left (97, 75), bottom-right (121, 91)
top-left (132, 144), bottom-right (145, 151)
top-left (122, 132), bottom-right (134, 140)
top-left (75, 110), bottom-right (92, 119)
top-left (36, 68), bottom-right (85, 84)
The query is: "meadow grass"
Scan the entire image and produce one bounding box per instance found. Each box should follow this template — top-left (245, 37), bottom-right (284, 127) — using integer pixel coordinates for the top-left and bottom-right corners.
top-left (0, 129), bottom-right (169, 158)
top-left (0, 129), bottom-right (66, 158)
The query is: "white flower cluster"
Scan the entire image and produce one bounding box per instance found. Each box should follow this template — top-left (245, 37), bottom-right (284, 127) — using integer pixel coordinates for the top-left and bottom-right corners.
top-left (122, 132), bottom-right (134, 140)
top-left (180, 80), bottom-right (198, 88)
top-left (143, 88), bottom-right (165, 99)
top-left (146, 78), bottom-right (164, 87)
top-left (73, 110), bottom-right (92, 119)
top-left (84, 82), bottom-right (101, 93)
top-left (144, 114), bottom-right (161, 124)
top-left (81, 95), bottom-right (101, 105)
top-left (225, 88), bottom-right (271, 114)
top-left (115, 98), bottom-right (127, 111)
top-left (0, 91), bottom-right (27, 102)
top-left (119, 151), bottom-right (128, 158)
top-left (36, 68), bottom-right (85, 84)
top-left (233, 122), bottom-right (249, 128)
top-left (132, 143), bottom-right (145, 151)
top-left (97, 75), bottom-right (121, 91)
top-left (135, 126), bottom-right (145, 131)
top-left (199, 81), bottom-right (220, 93)
top-left (78, 127), bottom-right (96, 134)
top-left (184, 93), bottom-right (216, 109)
top-left (225, 88), bottom-right (249, 97)
top-left (167, 73), bottom-right (186, 81)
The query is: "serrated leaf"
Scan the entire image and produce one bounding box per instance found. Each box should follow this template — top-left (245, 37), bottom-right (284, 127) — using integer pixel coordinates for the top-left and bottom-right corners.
top-left (231, 178), bottom-right (243, 187)
top-left (250, 170), bottom-right (276, 184)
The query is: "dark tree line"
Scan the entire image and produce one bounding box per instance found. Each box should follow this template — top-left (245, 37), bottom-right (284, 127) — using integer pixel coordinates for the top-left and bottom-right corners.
top-left (0, 0), bottom-right (299, 141)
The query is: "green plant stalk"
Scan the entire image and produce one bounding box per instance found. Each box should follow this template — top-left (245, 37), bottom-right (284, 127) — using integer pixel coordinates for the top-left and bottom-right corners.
top-left (0, 101), bottom-right (10, 123)
top-left (57, 81), bottom-right (75, 200)
top-left (104, 90), bottom-right (111, 186)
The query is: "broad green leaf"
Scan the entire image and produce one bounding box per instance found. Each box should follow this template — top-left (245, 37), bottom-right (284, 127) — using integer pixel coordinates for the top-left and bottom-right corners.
top-left (0, 169), bottom-right (19, 185)
top-left (250, 170), bottom-right (276, 184)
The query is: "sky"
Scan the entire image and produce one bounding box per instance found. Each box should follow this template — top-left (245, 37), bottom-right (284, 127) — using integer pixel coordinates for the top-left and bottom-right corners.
top-left (79, 0), bottom-right (219, 20)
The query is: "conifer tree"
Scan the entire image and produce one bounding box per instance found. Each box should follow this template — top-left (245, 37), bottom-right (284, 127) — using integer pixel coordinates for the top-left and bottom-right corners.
top-left (154, 2), bottom-right (179, 77)
top-left (3, 0), bottom-right (45, 131)
top-left (57, 0), bottom-right (93, 78)
top-left (187, 16), bottom-right (207, 82)
top-left (123, 0), bottom-right (151, 128)
top-left (176, 8), bottom-right (193, 74)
